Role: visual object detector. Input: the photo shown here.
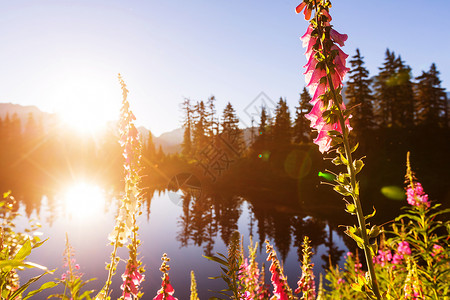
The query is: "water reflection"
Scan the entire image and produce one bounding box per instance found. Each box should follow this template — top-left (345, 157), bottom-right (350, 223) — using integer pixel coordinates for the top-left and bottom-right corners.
top-left (17, 183), bottom-right (352, 299)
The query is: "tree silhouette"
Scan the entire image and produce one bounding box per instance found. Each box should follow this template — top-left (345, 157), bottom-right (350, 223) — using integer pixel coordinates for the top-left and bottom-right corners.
top-left (273, 98), bottom-right (292, 146)
top-left (415, 63), bottom-right (448, 128)
top-left (345, 49), bottom-right (375, 133)
top-left (293, 87), bottom-right (313, 143)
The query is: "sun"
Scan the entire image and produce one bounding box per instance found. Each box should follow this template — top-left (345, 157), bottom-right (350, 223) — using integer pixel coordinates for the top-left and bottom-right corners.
top-left (57, 102), bottom-right (110, 133)
top-left (62, 182), bottom-right (106, 219)
top-left (50, 69), bottom-right (122, 134)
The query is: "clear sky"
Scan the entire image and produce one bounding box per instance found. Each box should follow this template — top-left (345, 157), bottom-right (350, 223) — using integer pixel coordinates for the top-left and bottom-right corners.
top-left (1, 0), bottom-right (449, 136)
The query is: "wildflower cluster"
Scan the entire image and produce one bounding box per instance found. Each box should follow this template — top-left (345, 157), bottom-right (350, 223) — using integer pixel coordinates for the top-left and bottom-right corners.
top-left (265, 241), bottom-right (295, 299)
top-left (295, 237), bottom-right (316, 300)
top-left (99, 74), bottom-right (145, 300)
top-left (49, 234), bottom-right (95, 300)
top-left (238, 239), bottom-right (269, 299)
top-left (297, 0), bottom-right (351, 153)
top-left (153, 254), bottom-right (178, 300)
top-left (296, 1), bottom-right (381, 298)
top-left (325, 154), bottom-right (450, 299)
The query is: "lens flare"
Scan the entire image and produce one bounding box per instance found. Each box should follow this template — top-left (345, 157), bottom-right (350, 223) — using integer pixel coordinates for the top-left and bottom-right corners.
top-left (318, 171), bottom-right (336, 182)
top-left (380, 186), bottom-right (405, 201)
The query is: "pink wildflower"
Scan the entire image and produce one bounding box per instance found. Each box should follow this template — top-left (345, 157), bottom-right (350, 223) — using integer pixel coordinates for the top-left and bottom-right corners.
top-left (300, 16), bottom-right (351, 153)
top-left (431, 244), bottom-right (444, 259)
top-left (374, 249), bottom-right (392, 267)
top-left (121, 262), bottom-right (145, 300)
top-left (337, 278), bottom-right (345, 285)
top-left (392, 253), bottom-right (403, 265)
top-left (295, 267), bottom-right (316, 299)
top-left (153, 254), bottom-right (178, 300)
top-left (153, 275), bottom-right (177, 300)
top-left (397, 241), bottom-right (411, 256)
top-left (265, 242), bottom-right (294, 300)
top-left (406, 182), bottom-right (430, 208)
top-left (295, 2), bottom-right (312, 20)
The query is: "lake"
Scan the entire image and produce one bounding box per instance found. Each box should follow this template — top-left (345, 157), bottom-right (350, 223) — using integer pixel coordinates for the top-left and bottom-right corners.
top-left (13, 180), bottom-right (353, 299)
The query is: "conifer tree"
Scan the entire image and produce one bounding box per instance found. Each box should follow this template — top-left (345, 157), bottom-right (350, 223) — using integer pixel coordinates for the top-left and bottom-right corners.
top-left (293, 87), bottom-right (313, 143)
top-left (345, 49), bottom-right (375, 132)
top-left (192, 101), bottom-right (208, 153)
top-left (220, 102), bottom-right (243, 152)
top-left (206, 96), bottom-right (218, 136)
top-left (273, 98), bottom-right (292, 145)
top-left (144, 131), bottom-right (156, 163)
top-left (374, 49), bottom-right (397, 127)
top-left (374, 50), bottom-right (414, 128)
top-left (181, 98), bottom-right (193, 156)
top-left (392, 56), bottom-right (414, 128)
top-left (415, 63), bottom-right (448, 128)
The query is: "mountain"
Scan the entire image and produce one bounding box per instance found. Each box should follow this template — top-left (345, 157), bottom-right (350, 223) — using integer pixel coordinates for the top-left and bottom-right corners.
top-left (0, 103), bottom-right (57, 132)
top-left (138, 126), bottom-right (183, 154)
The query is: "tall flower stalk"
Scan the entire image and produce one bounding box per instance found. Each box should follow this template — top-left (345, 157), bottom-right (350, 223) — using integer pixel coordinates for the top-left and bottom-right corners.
top-left (97, 74), bottom-right (145, 299)
top-left (296, 1), bottom-right (381, 298)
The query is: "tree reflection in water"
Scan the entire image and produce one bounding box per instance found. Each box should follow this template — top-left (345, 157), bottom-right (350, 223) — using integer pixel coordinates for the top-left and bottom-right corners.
top-left (174, 187), bottom-right (350, 268)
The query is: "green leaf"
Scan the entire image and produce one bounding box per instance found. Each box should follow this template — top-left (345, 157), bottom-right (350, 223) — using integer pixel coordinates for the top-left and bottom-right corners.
top-left (332, 156), bottom-right (343, 166)
top-left (15, 239), bottom-right (32, 261)
top-left (365, 207), bottom-right (377, 221)
top-left (368, 225), bottom-right (381, 239)
top-left (354, 159), bottom-right (364, 174)
top-left (203, 255), bottom-right (228, 266)
top-left (345, 203), bottom-right (356, 215)
top-left (9, 272), bottom-right (49, 299)
top-left (333, 185), bottom-right (351, 197)
top-left (351, 143), bottom-right (359, 153)
top-left (23, 281), bottom-right (59, 300)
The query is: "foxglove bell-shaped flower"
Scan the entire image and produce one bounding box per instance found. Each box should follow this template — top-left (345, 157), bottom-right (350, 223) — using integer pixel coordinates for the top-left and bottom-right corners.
top-left (300, 13), bottom-right (351, 153)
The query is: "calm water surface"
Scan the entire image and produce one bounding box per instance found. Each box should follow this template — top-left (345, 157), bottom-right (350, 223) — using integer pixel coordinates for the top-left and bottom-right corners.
top-left (16, 182), bottom-right (349, 299)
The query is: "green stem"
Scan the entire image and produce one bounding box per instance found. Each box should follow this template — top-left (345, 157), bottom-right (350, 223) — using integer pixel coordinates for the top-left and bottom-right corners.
top-left (308, 1), bottom-right (381, 298)
top-left (326, 70), bottom-right (381, 299)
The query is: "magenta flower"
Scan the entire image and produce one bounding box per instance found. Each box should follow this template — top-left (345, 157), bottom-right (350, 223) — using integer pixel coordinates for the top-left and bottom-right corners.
top-left (374, 249), bottom-right (392, 267)
top-left (431, 244), bottom-right (444, 259)
top-left (153, 275), bottom-right (177, 300)
top-left (295, 267), bottom-right (316, 299)
top-left (295, 1), bottom-right (312, 20)
top-left (392, 253), bottom-right (403, 265)
top-left (406, 182), bottom-right (430, 208)
top-left (300, 21), bottom-right (351, 153)
top-left (121, 262), bottom-right (145, 300)
top-left (397, 241), bottom-right (411, 256)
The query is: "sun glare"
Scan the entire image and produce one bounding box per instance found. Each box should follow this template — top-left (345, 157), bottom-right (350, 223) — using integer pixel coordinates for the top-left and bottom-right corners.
top-left (50, 69), bottom-right (121, 134)
top-left (62, 182), bottom-right (105, 219)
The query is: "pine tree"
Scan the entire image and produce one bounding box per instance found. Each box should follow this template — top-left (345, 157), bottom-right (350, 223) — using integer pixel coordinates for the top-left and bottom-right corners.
top-left (415, 63), bottom-right (448, 128)
top-left (220, 102), bottom-right (243, 152)
top-left (345, 49), bottom-right (375, 132)
top-left (374, 49), bottom-right (397, 127)
top-left (192, 101), bottom-right (208, 153)
top-left (392, 56), bottom-right (414, 128)
top-left (206, 96), bottom-right (218, 136)
top-left (181, 98), bottom-right (193, 156)
top-left (144, 131), bottom-right (156, 163)
top-left (293, 87), bottom-right (313, 143)
top-left (374, 50), bottom-right (415, 128)
top-left (273, 98), bottom-right (292, 145)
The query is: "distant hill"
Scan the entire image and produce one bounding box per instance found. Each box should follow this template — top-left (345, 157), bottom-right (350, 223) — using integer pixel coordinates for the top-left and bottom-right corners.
top-left (0, 103), bottom-right (57, 132)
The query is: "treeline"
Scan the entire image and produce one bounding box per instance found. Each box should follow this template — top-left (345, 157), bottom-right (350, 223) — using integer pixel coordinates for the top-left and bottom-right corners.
top-left (151, 48), bottom-right (449, 206)
top-left (177, 48), bottom-right (448, 160)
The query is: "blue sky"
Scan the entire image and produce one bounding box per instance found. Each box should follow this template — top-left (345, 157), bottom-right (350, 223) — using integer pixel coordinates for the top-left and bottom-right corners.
top-left (1, 0), bottom-right (449, 135)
